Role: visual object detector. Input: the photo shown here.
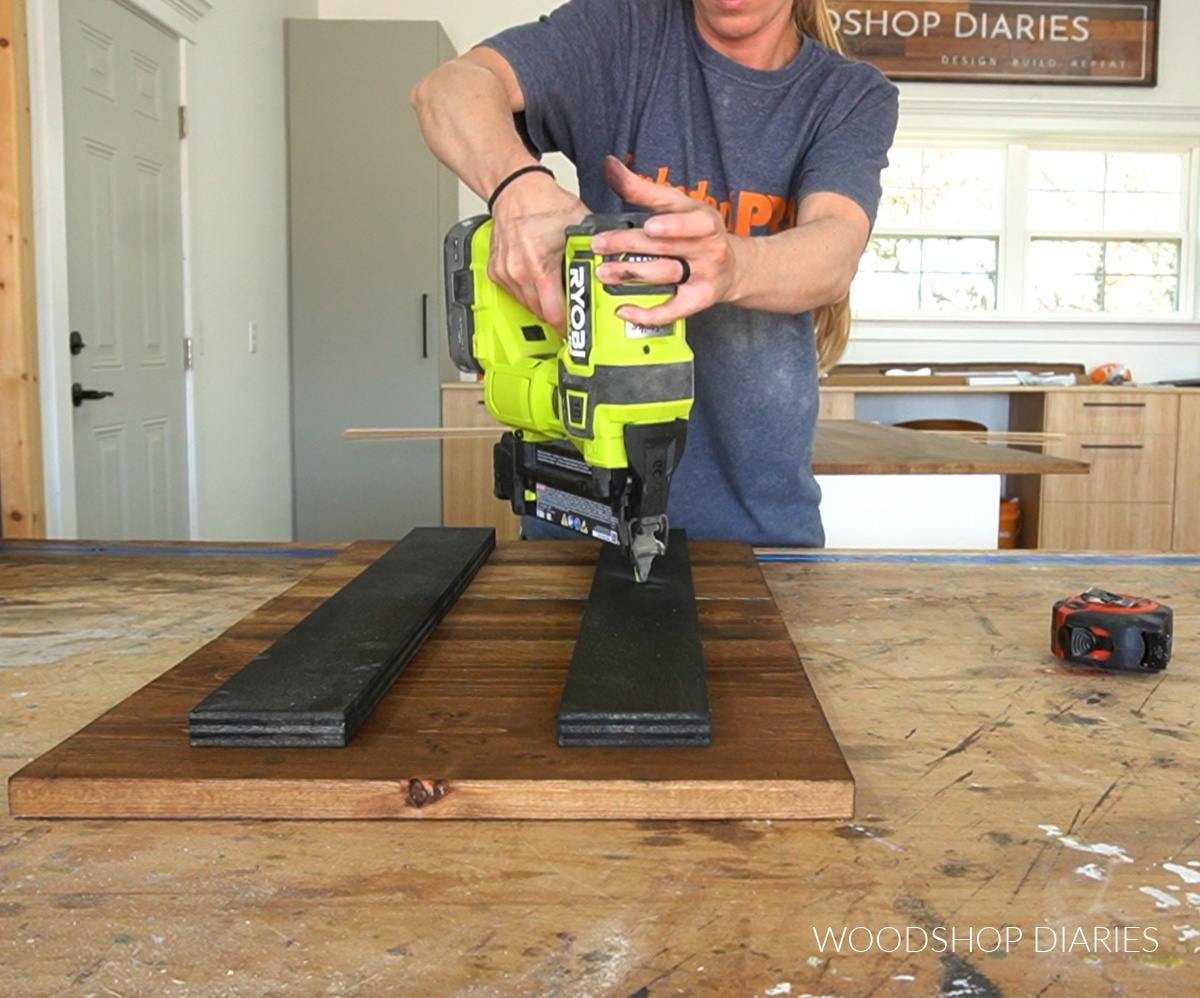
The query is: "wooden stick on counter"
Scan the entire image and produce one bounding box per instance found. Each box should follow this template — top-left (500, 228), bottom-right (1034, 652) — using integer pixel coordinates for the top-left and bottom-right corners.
top-left (343, 427), bottom-right (504, 440)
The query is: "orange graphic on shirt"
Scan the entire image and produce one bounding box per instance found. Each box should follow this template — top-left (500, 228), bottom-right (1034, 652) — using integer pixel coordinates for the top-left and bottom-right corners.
top-left (630, 162), bottom-right (797, 236)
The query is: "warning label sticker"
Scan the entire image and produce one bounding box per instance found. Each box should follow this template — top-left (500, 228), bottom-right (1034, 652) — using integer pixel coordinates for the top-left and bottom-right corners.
top-left (535, 483), bottom-right (619, 545)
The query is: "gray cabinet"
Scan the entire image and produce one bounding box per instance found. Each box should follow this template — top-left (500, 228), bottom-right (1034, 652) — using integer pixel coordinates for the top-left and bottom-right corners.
top-left (287, 20), bottom-right (457, 542)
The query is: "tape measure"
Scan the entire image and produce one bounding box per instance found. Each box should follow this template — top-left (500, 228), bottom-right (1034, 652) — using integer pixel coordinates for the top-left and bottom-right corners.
top-left (1051, 588), bottom-right (1173, 672)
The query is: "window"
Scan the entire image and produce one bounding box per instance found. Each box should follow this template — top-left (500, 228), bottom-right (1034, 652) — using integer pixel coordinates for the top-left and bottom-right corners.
top-left (1027, 152), bottom-right (1185, 315)
top-left (856, 148), bottom-right (1003, 313)
top-left (855, 142), bottom-right (1196, 318)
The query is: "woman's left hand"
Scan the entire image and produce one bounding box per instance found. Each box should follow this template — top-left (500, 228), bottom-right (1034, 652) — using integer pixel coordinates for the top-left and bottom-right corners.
top-left (591, 156), bottom-right (741, 326)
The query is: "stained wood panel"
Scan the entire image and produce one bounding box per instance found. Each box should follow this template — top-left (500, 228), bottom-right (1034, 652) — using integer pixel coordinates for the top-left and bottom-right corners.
top-left (9, 539), bottom-right (853, 820)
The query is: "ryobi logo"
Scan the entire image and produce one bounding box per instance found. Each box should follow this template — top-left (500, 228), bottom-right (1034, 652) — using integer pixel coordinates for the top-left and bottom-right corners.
top-left (567, 259), bottom-right (591, 364)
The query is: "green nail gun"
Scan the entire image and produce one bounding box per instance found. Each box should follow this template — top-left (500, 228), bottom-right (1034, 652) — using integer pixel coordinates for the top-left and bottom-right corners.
top-left (444, 213), bottom-right (693, 582)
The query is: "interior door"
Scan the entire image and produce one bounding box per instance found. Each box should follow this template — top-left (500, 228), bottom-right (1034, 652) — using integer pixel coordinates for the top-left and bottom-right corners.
top-left (61, 0), bottom-right (189, 539)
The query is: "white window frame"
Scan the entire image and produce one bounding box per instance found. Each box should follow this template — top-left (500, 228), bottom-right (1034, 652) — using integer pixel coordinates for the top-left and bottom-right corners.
top-left (858, 133), bottom-right (1200, 323)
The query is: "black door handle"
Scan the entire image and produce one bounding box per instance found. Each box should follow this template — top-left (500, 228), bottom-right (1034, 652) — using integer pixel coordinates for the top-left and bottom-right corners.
top-left (72, 383), bottom-right (115, 408)
top-left (421, 293), bottom-right (429, 359)
top-left (70, 331), bottom-right (86, 355)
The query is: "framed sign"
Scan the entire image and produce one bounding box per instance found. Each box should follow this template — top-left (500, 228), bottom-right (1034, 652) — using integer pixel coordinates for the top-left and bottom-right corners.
top-left (827, 1), bottom-right (1159, 85)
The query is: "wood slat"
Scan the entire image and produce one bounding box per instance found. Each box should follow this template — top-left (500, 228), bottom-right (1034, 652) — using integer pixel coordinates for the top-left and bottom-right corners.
top-left (9, 539), bottom-right (853, 820)
top-left (557, 531), bottom-right (710, 747)
top-left (189, 528), bottom-right (496, 746)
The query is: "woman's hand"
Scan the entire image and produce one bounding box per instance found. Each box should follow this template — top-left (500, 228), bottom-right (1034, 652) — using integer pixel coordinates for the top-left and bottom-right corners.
top-left (487, 171), bottom-right (589, 330)
top-left (591, 156), bottom-right (740, 326)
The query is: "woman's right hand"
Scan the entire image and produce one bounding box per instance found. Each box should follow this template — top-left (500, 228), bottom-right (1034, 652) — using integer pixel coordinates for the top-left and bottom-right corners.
top-left (487, 170), bottom-right (589, 331)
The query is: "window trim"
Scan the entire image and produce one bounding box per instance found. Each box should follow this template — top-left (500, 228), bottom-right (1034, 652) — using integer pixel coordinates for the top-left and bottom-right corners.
top-left (855, 135), bottom-right (1200, 322)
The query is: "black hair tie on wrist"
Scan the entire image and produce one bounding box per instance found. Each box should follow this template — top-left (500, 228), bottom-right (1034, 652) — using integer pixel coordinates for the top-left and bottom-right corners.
top-left (487, 164), bottom-right (556, 214)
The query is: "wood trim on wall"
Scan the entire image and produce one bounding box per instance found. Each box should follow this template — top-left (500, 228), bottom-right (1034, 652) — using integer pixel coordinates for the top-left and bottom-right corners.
top-left (0, 0), bottom-right (45, 538)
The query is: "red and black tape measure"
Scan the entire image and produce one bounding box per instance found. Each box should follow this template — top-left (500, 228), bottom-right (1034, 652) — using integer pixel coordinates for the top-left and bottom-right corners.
top-left (1051, 588), bottom-right (1173, 672)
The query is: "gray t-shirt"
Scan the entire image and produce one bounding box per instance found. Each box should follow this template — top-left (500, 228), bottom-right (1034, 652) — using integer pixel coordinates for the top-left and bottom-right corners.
top-left (485, 0), bottom-right (898, 545)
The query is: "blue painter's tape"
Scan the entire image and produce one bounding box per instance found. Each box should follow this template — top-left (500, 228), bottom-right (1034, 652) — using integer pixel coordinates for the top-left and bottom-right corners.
top-left (0, 542), bottom-right (338, 559)
top-left (756, 552), bottom-right (1200, 567)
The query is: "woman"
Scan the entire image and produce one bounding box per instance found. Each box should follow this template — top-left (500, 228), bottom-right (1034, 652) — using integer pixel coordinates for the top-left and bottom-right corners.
top-left (413, 0), bottom-right (898, 546)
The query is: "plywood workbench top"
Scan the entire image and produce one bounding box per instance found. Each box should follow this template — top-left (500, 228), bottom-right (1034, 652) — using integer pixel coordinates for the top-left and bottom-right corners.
top-left (1, 541), bottom-right (1198, 997)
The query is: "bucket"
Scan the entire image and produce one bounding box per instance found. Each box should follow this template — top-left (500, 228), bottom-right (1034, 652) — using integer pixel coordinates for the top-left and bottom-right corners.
top-left (998, 497), bottom-right (1021, 549)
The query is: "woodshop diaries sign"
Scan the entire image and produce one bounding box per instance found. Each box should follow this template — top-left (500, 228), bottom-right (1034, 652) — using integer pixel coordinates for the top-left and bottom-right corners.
top-left (827, 1), bottom-right (1159, 85)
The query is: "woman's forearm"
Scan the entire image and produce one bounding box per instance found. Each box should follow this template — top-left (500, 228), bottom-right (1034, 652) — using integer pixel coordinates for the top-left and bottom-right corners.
top-left (409, 52), bottom-right (538, 202)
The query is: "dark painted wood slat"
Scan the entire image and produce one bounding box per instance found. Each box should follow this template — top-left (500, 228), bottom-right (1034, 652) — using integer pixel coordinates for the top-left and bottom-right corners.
top-left (189, 527), bottom-right (495, 747)
top-left (557, 530), bottom-right (711, 747)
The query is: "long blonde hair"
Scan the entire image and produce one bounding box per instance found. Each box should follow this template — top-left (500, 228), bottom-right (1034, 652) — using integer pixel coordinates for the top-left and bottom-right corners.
top-left (792, 0), bottom-right (851, 372)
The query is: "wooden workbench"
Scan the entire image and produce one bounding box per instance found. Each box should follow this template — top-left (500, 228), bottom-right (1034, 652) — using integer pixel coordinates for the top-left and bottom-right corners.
top-left (1, 541), bottom-right (1197, 997)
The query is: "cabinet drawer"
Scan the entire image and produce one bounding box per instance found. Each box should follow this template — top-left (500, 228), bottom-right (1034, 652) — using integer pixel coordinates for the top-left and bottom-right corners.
top-left (1040, 502), bottom-right (1174, 551)
top-left (1044, 391), bottom-right (1178, 435)
top-left (1041, 434), bottom-right (1177, 504)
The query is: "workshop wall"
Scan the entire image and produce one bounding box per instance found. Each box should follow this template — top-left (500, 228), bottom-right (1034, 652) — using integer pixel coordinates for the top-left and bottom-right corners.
top-left (188, 0), bottom-right (317, 541)
top-left (321, 0), bottom-right (1197, 112)
top-left (320, 0), bottom-right (1199, 384)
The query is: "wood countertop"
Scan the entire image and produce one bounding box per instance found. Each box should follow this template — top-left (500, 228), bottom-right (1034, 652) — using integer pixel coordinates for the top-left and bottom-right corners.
top-left (813, 419), bottom-right (1088, 475)
top-left (1, 542), bottom-right (1197, 996)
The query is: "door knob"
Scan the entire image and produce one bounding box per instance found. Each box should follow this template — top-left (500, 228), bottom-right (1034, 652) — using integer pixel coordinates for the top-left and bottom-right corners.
top-left (70, 331), bottom-right (86, 355)
top-left (72, 383), bottom-right (115, 408)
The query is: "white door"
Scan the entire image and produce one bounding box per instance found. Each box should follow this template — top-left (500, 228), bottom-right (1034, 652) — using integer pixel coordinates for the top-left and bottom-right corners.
top-left (61, 0), bottom-right (189, 539)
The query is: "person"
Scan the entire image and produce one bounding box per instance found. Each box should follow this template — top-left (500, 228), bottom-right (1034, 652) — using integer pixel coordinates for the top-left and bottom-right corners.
top-left (411, 0), bottom-right (898, 547)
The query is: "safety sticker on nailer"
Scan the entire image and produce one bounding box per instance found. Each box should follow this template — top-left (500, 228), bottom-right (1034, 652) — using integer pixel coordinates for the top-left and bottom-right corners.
top-left (535, 483), bottom-right (619, 545)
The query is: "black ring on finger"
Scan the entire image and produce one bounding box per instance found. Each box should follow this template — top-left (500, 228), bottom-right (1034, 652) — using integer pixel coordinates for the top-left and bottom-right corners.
top-left (674, 257), bottom-right (691, 284)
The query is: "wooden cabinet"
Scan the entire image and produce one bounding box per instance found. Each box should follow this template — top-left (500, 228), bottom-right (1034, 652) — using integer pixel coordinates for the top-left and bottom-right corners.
top-left (1040, 501), bottom-right (1175, 552)
top-left (1037, 390), bottom-right (1181, 551)
top-left (1174, 394), bottom-right (1200, 553)
top-left (441, 385), bottom-right (521, 541)
top-left (815, 383), bottom-right (1200, 553)
top-left (818, 389), bottom-right (855, 420)
top-left (1043, 391), bottom-right (1178, 436)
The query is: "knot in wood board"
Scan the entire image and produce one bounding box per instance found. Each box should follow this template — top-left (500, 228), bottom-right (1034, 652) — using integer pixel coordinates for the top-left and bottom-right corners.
top-left (406, 778), bottom-right (450, 808)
